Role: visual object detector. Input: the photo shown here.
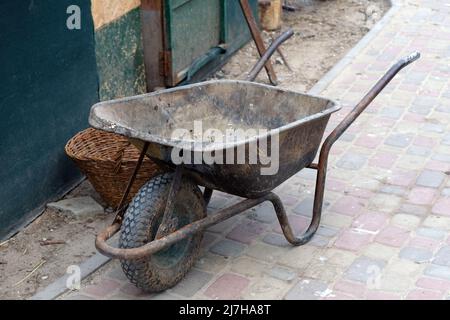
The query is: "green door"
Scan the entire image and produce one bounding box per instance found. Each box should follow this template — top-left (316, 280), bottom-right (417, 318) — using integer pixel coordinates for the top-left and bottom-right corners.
top-left (163, 0), bottom-right (258, 86)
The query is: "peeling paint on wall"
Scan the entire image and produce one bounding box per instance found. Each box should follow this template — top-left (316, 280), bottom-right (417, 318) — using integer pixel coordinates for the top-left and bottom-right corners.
top-left (94, 7), bottom-right (147, 100)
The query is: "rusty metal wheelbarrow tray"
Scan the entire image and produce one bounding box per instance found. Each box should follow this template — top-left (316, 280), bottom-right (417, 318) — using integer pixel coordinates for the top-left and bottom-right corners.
top-left (89, 80), bottom-right (339, 199)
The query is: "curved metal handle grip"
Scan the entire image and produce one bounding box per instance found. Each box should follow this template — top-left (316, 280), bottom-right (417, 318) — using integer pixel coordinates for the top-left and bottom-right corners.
top-left (246, 29), bottom-right (294, 82)
top-left (323, 51), bottom-right (421, 151)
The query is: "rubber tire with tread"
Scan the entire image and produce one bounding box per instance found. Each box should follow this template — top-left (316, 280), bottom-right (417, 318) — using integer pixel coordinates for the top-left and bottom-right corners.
top-left (119, 172), bottom-right (206, 292)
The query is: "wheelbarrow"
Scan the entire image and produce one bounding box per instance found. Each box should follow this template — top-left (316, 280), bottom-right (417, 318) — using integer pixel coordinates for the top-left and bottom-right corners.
top-left (90, 30), bottom-right (420, 291)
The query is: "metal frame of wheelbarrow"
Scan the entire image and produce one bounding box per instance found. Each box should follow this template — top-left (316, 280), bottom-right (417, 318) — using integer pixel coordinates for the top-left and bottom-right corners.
top-left (96, 48), bottom-right (421, 260)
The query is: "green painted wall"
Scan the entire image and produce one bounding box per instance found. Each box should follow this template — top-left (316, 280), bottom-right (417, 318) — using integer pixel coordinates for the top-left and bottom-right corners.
top-left (0, 0), bottom-right (99, 239)
top-left (95, 8), bottom-right (146, 100)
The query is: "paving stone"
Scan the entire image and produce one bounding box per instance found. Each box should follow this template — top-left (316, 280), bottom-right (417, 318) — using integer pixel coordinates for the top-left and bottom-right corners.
top-left (278, 245), bottom-right (318, 270)
top-left (150, 292), bottom-right (181, 300)
top-left (369, 152), bottom-right (398, 169)
top-left (380, 106), bottom-right (403, 119)
top-left (363, 243), bottom-right (398, 261)
top-left (322, 213), bottom-right (353, 229)
top-left (316, 225), bottom-right (340, 238)
top-left (387, 170), bottom-right (418, 187)
top-left (391, 214), bottom-right (421, 230)
top-left (352, 211), bottom-right (389, 232)
top-left (379, 273), bottom-right (414, 292)
top-left (424, 265), bottom-right (450, 281)
top-left (209, 239), bottom-right (246, 258)
top-left (380, 185), bottom-right (408, 197)
top-left (385, 258), bottom-right (423, 277)
top-left (285, 279), bottom-right (329, 300)
top-left (423, 215), bottom-right (450, 230)
top-left (119, 283), bottom-right (148, 298)
top-left (408, 187), bottom-right (437, 205)
top-left (170, 269), bottom-right (213, 297)
top-left (331, 196), bottom-right (366, 217)
top-left (226, 219), bottom-right (266, 244)
top-left (344, 256), bottom-right (386, 283)
top-left (432, 197), bottom-right (450, 216)
top-left (293, 197), bottom-right (330, 217)
top-left (305, 257), bottom-right (347, 282)
top-left (268, 265), bottom-right (297, 282)
top-left (365, 290), bottom-right (400, 300)
top-left (416, 170), bottom-right (446, 188)
top-left (244, 276), bottom-right (288, 299)
top-left (333, 280), bottom-right (366, 297)
top-left (415, 227), bottom-right (447, 240)
top-left (407, 146), bottom-right (432, 157)
top-left (433, 246), bottom-right (450, 267)
top-left (230, 257), bottom-right (269, 278)
top-left (399, 247), bottom-right (433, 263)
top-left (375, 226), bottom-right (410, 247)
top-left (64, 294), bottom-right (95, 300)
top-left (47, 196), bottom-right (104, 218)
top-left (207, 215), bottom-right (240, 234)
top-left (204, 273), bottom-right (250, 299)
top-left (246, 203), bottom-right (277, 224)
top-left (442, 133), bottom-right (450, 145)
top-left (262, 232), bottom-right (290, 247)
top-left (334, 229), bottom-right (372, 252)
top-left (195, 253), bottom-right (228, 273)
top-left (336, 152), bottom-right (368, 170)
top-left (416, 277), bottom-right (450, 292)
top-left (408, 237), bottom-right (440, 251)
top-left (432, 153), bottom-right (450, 163)
top-left (384, 133), bottom-right (413, 148)
top-left (422, 123), bottom-right (445, 133)
top-left (406, 289), bottom-right (443, 300)
top-left (442, 188), bottom-right (450, 197)
top-left (399, 203), bottom-right (428, 216)
top-left (323, 249), bottom-right (358, 267)
top-left (369, 194), bottom-right (402, 213)
top-left (355, 134), bottom-right (382, 149)
top-left (82, 279), bottom-right (121, 298)
top-left (245, 243), bottom-right (285, 263)
top-left (309, 235), bottom-right (330, 247)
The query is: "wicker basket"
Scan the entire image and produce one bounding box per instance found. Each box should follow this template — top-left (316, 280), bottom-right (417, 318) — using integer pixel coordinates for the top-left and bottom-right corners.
top-left (65, 128), bottom-right (161, 208)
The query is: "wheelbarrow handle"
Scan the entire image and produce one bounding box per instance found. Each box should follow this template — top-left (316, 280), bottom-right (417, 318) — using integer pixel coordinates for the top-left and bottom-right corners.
top-left (322, 51), bottom-right (420, 153)
top-left (245, 28), bottom-right (294, 82)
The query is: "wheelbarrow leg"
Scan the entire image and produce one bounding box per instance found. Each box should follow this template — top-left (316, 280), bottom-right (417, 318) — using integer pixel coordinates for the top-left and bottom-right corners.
top-left (266, 163), bottom-right (327, 245)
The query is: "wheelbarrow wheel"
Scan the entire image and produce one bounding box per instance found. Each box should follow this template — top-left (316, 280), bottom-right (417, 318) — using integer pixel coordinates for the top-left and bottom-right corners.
top-left (119, 172), bottom-right (206, 292)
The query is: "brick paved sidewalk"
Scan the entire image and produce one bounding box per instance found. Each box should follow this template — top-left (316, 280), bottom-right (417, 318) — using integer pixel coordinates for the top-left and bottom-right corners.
top-left (61, 0), bottom-right (450, 300)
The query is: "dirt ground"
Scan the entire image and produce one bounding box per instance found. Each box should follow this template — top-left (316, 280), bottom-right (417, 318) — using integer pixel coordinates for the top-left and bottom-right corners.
top-left (0, 0), bottom-right (388, 300)
top-left (213, 0), bottom-right (389, 91)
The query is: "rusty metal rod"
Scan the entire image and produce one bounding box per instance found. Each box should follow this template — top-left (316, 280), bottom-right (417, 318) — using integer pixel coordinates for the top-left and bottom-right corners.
top-left (239, 0), bottom-right (278, 85)
top-left (96, 195), bottom-right (272, 260)
top-left (113, 141), bottom-right (150, 224)
top-left (246, 29), bottom-right (294, 82)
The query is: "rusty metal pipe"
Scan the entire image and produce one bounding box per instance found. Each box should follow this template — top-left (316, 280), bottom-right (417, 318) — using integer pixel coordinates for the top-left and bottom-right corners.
top-left (246, 29), bottom-right (294, 82)
top-left (96, 195), bottom-right (272, 260)
top-left (239, 0), bottom-right (278, 84)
